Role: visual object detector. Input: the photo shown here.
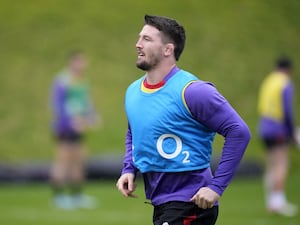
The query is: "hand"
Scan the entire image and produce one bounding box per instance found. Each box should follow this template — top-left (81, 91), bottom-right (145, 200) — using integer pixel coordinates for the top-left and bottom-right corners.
top-left (71, 117), bottom-right (87, 132)
top-left (116, 173), bottom-right (137, 198)
top-left (293, 128), bottom-right (300, 149)
top-left (190, 187), bottom-right (220, 209)
top-left (86, 112), bottom-right (102, 129)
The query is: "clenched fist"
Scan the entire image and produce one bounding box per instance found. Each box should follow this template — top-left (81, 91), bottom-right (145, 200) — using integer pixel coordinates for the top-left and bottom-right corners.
top-left (191, 187), bottom-right (220, 209)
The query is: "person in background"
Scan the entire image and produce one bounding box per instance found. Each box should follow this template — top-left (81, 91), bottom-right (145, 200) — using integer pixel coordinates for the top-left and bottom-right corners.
top-left (258, 56), bottom-right (298, 217)
top-left (50, 50), bottom-right (99, 210)
top-left (116, 15), bottom-right (251, 225)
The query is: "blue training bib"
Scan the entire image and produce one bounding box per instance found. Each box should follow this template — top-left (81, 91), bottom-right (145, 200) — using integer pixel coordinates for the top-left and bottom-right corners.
top-left (125, 70), bottom-right (215, 173)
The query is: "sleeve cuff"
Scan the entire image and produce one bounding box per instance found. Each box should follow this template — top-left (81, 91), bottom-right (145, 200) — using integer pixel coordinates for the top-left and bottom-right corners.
top-left (122, 166), bottom-right (138, 175)
top-left (207, 184), bottom-right (224, 197)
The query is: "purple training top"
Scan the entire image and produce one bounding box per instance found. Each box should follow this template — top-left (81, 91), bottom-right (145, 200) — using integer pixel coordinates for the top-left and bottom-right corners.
top-left (51, 71), bottom-right (94, 134)
top-left (122, 66), bottom-right (251, 206)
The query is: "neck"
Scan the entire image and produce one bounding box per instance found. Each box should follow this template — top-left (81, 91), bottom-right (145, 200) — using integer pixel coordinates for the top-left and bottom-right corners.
top-left (69, 68), bottom-right (82, 78)
top-left (146, 63), bottom-right (176, 84)
top-left (276, 68), bottom-right (290, 76)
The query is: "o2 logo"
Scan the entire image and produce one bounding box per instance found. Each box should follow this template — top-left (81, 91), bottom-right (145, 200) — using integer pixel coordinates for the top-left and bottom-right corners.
top-left (156, 134), bottom-right (190, 163)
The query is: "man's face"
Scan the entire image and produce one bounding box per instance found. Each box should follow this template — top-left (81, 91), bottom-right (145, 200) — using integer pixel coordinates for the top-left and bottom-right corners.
top-left (135, 25), bottom-right (165, 71)
top-left (70, 54), bottom-right (87, 75)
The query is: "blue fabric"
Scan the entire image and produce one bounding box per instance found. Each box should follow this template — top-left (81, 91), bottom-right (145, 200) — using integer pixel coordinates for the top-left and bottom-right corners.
top-left (125, 70), bottom-right (216, 173)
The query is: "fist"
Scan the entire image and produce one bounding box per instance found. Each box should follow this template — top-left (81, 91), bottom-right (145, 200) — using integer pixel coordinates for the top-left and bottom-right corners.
top-left (116, 173), bottom-right (137, 198)
top-left (190, 187), bottom-right (220, 209)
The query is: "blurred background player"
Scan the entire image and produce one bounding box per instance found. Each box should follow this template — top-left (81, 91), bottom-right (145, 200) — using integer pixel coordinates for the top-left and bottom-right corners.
top-left (258, 56), bottom-right (298, 216)
top-left (50, 50), bottom-right (99, 210)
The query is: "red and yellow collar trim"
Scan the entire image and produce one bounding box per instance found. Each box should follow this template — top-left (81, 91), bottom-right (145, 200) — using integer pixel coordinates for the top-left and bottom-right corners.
top-left (141, 79), bottom-right (166, 93)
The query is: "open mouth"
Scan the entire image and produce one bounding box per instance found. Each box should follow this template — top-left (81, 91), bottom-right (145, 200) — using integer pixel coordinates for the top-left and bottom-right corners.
top-left (137, 51), bottom-right (145, 57)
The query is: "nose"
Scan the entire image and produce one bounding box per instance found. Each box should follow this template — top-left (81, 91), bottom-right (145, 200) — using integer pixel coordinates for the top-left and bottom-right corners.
top-left (135, 37), bottom-right (142, 49)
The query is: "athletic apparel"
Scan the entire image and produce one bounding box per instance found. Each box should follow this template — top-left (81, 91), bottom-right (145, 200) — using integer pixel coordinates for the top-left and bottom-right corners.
top-left (153, 201), bottom-right (218, 225)
top-left (54, 129), bottom-right (83, 143)
top-left (122, 66), bottom-right (251, 206)
top-left (261, 137), bottom-right (289, 150)
top-left (258, 72), bottom-right (295, 141)
top-left (125, 70), bottom-right (215, 173)
top-left (51, 70), bottom-right (94, 134)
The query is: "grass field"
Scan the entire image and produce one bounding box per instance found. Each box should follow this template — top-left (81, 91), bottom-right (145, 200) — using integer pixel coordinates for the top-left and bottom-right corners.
top-left (0, 149), bottom-right (299, 225)
top-left (0, 166), bottom-right (300, 225)
top-left (1, 151), bottom-right (300, 225)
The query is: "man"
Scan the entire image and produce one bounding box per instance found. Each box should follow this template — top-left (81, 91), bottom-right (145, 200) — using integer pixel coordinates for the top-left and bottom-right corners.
top-left (258, 57), bottom-right (298, 217)
top-left (50, 51), bottom-right (99, 210)
top-left (117, 15), bottom-right (251, 225)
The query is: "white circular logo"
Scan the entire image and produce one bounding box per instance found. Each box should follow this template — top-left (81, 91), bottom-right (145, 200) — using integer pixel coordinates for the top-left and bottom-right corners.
top-left (156, 134), bottom-right (182, 159)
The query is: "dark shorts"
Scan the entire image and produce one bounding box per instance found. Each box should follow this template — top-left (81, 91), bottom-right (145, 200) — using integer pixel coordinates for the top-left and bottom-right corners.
top-left (153, 201), bottom-right (218, 225)
top-left (54, 130), bottom-right (83, 144)
top-left (262, 136), bottom-right (289, 150)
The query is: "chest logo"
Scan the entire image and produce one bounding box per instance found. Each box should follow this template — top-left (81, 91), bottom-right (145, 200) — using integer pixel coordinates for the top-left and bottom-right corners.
top-left (156, 134), bottom-right (190, 163)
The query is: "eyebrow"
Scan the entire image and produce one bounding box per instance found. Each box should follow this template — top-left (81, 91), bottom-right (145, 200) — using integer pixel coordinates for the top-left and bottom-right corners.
top-left (138, 33), bottom-right (153, 40)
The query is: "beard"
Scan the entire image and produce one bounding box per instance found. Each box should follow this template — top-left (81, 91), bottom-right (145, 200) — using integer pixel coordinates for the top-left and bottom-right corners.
top-left (136, 61), bottom-right (153, 71)
top-left (136, 52), bottom-right (162, 71)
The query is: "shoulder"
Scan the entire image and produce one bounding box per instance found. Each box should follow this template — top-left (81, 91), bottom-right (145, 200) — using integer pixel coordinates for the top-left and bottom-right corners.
top-left (177, 69), bottom-right (199, 81)
top-left (266, 72), bottom-right (290, 85)
top-left (126, 75), bottom-right (145, 93)
top-left (184, 81), bottom-right (227, 111)
top-left (283, 80), bottom-right (294, 95)
top-left (54, 71), bottom-right (71, 87)
top-left (185, 81), bottom-right (221, 99)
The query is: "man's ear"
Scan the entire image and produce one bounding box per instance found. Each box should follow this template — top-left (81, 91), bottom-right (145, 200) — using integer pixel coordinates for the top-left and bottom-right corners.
top-left (164, 43), bottom-right (175, 57)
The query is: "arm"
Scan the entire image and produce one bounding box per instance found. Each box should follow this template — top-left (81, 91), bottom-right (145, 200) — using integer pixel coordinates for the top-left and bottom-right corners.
top-left (122, 125), bottom-right (138, 175)
top-left (205, 103), bottom-right (251, 195)
top-left (51, 80), bottom-right (72, 128)
top-left (84, 91), bottom-right (102, 129)
top-left (282, 82), bottom-right (295, 139)
top-left (186, 82), bottom-right (251, 207)
top-left (116, 124), bottom-right (138, 197)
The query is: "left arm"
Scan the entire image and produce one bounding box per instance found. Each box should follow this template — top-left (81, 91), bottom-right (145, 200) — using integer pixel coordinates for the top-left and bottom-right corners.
top-left (205, 102), bottom-right (251, 196)
top-left (185, 82), bottom-right (251, 208)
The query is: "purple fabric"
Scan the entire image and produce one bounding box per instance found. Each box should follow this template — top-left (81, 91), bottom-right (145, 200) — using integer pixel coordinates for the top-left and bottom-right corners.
top-left (123, 124), bottom-right (139, 175)
top-left (51, 78), bottom-right (73, 133)
top-left (122, 71), bottom-right (251, 206)
top-left (185, 82), bottom-right (251, 196)
top-left (283, 83), bottom-right (294, 137)
top-left (259, 82), bottom-right (294, 139)
top-left (142, 168), bottom-right (213, 205)
top-left (163, 66), bottom-right (180, 81)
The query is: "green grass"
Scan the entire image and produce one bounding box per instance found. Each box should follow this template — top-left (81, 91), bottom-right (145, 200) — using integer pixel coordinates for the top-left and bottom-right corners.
top-left (0, 0), bottom-right (300, 161)
top-left (1, 149), bottom-right (300, 225)
top-left (1, 162), bottom-right (300, 225)
top-left (0, 181), bottom-right (151, 225)
top-left (1, 151), bottom-right (300, 225)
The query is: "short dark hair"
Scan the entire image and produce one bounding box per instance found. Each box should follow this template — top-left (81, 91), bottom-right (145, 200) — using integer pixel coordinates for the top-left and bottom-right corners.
top-left (68, 50), bottom-right (84, 61)
top-left (144, 14), bottom-right (186, 61)
top-left (276, 56), bottom-right (292, 70)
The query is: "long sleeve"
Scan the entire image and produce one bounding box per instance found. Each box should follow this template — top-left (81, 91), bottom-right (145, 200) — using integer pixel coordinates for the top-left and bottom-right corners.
top-left (184, 81), bottom-right (251, 196)
top-left (52, 81), bottom-right (66, 117)
top-left (121, 124), bottom-right (138, 175)
top-left (51, 79), bottom-right (72, 131)
top-left (282, 82), bottom-right (295, 138)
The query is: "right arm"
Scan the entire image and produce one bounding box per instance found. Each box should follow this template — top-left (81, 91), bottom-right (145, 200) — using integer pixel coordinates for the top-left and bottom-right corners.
top-left (282, 82), bottom-right (295, 140)
top-left (116, 124), bottom-right (138, 197)
top-left (52, 80), bottom-right (72, 128)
